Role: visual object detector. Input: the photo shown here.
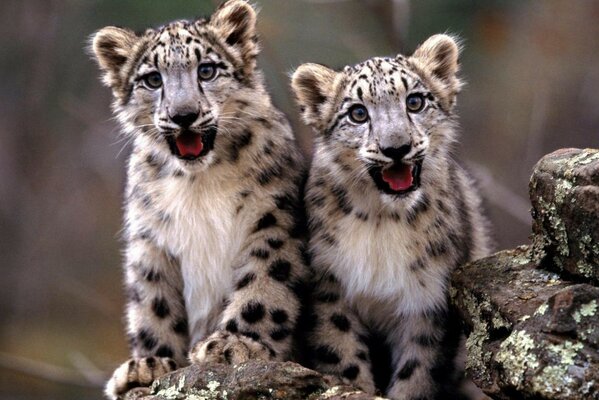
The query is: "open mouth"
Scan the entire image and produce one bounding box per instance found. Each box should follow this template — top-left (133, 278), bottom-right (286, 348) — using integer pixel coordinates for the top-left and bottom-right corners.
top-left (368, 159), bottom-right (422, 196)
top-left (165, 126), bottom-right (216, 161)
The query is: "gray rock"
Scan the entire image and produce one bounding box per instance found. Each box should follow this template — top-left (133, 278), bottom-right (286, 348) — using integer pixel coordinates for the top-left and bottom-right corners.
top-left (530, 148), bottom-right (599, 284)
top-left (122, 360), bottom-right (383, 400)
top-left (451, 246), bottom-right (599, 399)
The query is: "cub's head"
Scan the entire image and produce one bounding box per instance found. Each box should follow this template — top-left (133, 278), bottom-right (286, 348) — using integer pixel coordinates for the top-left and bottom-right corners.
top-left (292, 34), bottom-right (462, 199)
top-left (90, 0), bottom-right (258, 168)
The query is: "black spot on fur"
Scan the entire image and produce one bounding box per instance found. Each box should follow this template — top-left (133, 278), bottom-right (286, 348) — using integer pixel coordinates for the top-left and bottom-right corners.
top-left (270, 327), bottom-right (291, 341)
top-left (267, 238), bottom-right (284, 249)
top-left (145, 356), bottom-right (156, 368)
top-left (270, 309), bottom-right (289, 324)
top-left (315, 291), bottom-right (339, 303)
top-left (268, 260), bottom-right (291, 281)
top-left (343, 365), bottom-right (360, 380)
top-left (225, 319), bottom-right (238, 333)
top-left (228, 129), bottom-right (253, 162)
top-left (414, 333), bottom-right (437, 347)
top-left (426, 241), bottom-right (448, 258)
top-left (241, 301), bottom-right (265, 323)
top-left (250, 248), bottom-right (270, 259)
top-left (258, 163), bottom-right (283, 186)
top-left (172, 318), bottom-right (188, 335)
top-left (144, 269), bottom-right (161, 282)
top-left (206, 341), bottom-right (217, 351)
top-left (240, 330), bottom-right (260, 341)
top-left (138, 329), bottom-right (158, 350)
top-left (397, 359), bottom-right (420, 380)
top-left (330, 313), bottom-right (351, 332)
top-left (224, 348), bottom-right (233, 363)
top-left (255, 213), bottom-right (277, 231)
top-left (155, 345), bottom-right (174, 358)
top-left (331, 185), bottom-right (353, 214)
top-left (254, 116), bottom-right (272, 129)
top-left (357, 351), bottom-right (368, 361)
top-left (167, 359), bottom-right (177, 370)
top-left (236, 272), bottom-right (256, 289)
top-left (152, 297), bottom-right (170, 319)
top-left (315, 345), bottom-right (341, 364)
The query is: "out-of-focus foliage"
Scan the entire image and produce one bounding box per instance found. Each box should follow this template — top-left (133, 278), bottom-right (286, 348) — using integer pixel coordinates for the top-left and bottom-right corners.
top-left (0, 1), bottom-right (597, 399)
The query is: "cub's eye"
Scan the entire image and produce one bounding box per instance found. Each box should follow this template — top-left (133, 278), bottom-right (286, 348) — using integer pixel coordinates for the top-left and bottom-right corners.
top-left (198, 63), bottom-right (217, 81)
top-left (348, 104), bottom-right (369, 124)
top-left (406, 93), bottom-right (425, 113)
top-left (142, 72), bottom-right (162, 89)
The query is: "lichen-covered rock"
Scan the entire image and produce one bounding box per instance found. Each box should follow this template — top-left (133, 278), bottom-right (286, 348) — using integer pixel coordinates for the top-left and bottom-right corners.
top-left (530, 148), bottom-right (599, 284)
top-left (122, 360), bottom-right (383, 400)
top-left (451, 246), bottom-right (599, 399)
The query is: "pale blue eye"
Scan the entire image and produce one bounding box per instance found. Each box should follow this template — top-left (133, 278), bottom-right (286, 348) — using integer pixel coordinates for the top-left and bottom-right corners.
top-left (406, 93), bottom-right (425, 112)
top-left (143, 72), bottom-right (162, 89)
top-left (198, 63), bottom-right (217, 81)
top-left (349, 104), bottom-right (368, 123)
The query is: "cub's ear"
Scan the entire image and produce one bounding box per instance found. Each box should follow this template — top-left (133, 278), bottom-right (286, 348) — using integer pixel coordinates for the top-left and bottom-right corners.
top-left (291, 63), bottom-right (338, 129)
top-left (411, 34), bottom-right (462, 94)
top-left (209, 0), bottom-right (259, 74)
top-left (89, 26), bottom-right (139, 88)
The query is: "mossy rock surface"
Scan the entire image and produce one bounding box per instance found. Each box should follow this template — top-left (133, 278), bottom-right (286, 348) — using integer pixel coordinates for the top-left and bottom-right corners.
top-left (452, 246), bottom-right (599, 399)
top-left (530, 148), bottom-right (599, 284)
top-left (123, 360), bottom-right (382, 400)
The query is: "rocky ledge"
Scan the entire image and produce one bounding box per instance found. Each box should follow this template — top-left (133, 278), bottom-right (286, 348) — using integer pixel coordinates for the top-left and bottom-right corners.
top-left (123, 361), bottom-right (380, 400)
top-left (452, 148), bottom-right (599, 399)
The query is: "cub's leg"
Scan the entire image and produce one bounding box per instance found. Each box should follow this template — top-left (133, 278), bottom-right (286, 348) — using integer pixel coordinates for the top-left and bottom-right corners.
top-left (386, 306), bottom-right (466, 400)
top-left (106, 238), bottom-right (188, 399)
top-left (307, 274), bottom-right (376, 394)
top-left (190, 190), bottom-right (308, 364)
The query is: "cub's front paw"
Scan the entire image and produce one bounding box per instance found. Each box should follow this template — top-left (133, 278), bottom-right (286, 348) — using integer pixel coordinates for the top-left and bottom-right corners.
top-left (104, 357), bottom-right (177, 399)
top-left (189, 331), bottom-right (275, 365)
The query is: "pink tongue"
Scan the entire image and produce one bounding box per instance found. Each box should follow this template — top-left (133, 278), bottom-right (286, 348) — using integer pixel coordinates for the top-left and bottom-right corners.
top-left (176, 132), bottom-right (203, 157)
top-left (382, 164), bottom-right (413, 191)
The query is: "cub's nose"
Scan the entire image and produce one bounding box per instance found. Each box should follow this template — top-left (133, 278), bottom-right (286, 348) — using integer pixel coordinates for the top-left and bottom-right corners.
top-left (379, 144), bottom-right (412, 162)
top-left (170, 112), bottom-right (199, 128)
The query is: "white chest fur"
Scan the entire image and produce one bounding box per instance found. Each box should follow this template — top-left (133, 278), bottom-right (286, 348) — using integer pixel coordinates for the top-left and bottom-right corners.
top-left (150, 171), bottom-right (243, 344)
top-left (314, 215), bottom-right (447, 318)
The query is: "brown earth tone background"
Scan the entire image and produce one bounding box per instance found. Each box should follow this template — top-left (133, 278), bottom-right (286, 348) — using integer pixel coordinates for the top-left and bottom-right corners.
top-left (0, 1), bottom-right (598, 399)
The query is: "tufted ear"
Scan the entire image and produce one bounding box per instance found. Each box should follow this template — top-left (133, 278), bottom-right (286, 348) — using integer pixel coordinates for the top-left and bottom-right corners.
top-left (89, 26), bottom-right (139, 88)
top-left (209, 0), bottom-right (259, 73)
top-left (411, 34), bottom-right (462, 93)
top-left (291, 63), bottom-right (338, 129)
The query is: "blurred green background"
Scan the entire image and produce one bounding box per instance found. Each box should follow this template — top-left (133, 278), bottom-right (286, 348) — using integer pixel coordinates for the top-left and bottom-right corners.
top-left (1, 0), bottom-right (598, 398)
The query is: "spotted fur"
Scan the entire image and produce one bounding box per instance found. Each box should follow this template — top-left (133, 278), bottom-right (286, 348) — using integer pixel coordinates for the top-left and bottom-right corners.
top-left (292, 34), bottom-right (491, 400)
top-left (90, 1), bottom-right (308, 398)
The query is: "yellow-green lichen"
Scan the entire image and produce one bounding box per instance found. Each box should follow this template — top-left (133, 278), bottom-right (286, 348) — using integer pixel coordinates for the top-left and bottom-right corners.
top-left (496, 330), bottom-right (539, 389)
top-left (576, 260), bottom-right (595, 279)
top-left (461, 290), bottom-right (509, 386)
top-left (537, 196), bottom-right (569, 258)
top-left (206, 381), bottom-right (220, 392)
top-left (153, 376), bottom-right (227, 400)
top-left (553, 179), bottom-right (573, 204)
top-left (573, 299), bottom-right (597, 323)
top-left (531, 365), bottom-right (576, 397)
top-left (534, 303), bottom-right (549, 316)
top-left (547, 341), bottom-right (583, 365)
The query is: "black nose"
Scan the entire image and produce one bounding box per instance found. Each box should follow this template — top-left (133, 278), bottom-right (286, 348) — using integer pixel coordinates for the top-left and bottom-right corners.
top-left (380, 144), bottom-right (412, 161)
top-left (170, 112), bottom-right (199, 128)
